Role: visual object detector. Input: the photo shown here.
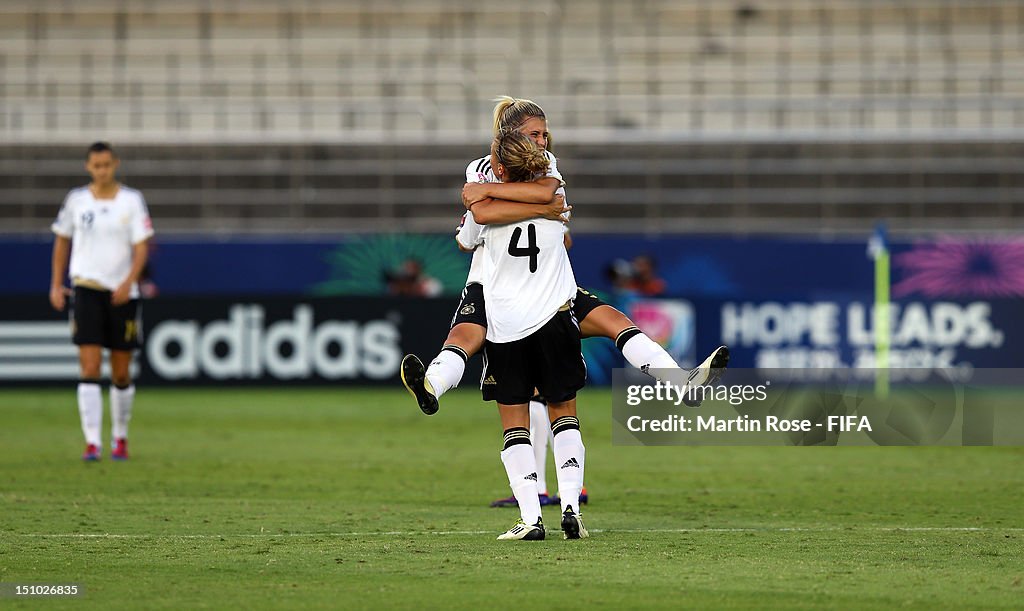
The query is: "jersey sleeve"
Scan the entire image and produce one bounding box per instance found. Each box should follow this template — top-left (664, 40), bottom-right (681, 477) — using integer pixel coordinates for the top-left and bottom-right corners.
top-left (465, 157), bottom-right (490, 183)
top-left (130, 192), bottom-right (155, 244)
top-left (51, 191), bottom-right (76, 237)
top-left (544, 151), bottom-right (564, 185)
top-left (456, 210), bottom-right (484, 250)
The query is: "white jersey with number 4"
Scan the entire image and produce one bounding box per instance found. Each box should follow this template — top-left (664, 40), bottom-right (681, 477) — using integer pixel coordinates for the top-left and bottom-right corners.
top-left (51, 185), bottom-right (154, 298)
top-left (458, 151), bottom-right (565, 287)
top-left (479, 201), bottom-right (576, 343)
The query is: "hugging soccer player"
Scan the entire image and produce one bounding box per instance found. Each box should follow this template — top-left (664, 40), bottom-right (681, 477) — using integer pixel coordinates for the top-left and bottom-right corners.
top-left (401, 97), bottom-right (729, 510)
top-left (475, 129), bottom-right (588, 540)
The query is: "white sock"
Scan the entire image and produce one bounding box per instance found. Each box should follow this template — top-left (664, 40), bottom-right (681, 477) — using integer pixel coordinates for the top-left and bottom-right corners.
top-left (77, 382), bottom-right (103, 448)
top-left (500, 435), bottom-right (542, 525)
top-left (110, 384), bottom-right (135, 440)
top-left (528, 400), bottom-right (551, 495)
top-left (551, 419), bottom-right (585, 513)
top-left (621, 330), bottom-right (680, 371)
top-left (424, 346), bottom-right (466, 399)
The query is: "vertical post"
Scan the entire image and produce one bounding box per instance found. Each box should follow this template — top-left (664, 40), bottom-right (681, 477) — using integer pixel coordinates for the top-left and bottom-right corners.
top-left (872, 226), bottom-right (890, 399)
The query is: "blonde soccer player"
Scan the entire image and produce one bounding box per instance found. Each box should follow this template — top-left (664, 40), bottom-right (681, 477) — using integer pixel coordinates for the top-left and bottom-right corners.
top-left (401, 97), bottom-right (728, 508)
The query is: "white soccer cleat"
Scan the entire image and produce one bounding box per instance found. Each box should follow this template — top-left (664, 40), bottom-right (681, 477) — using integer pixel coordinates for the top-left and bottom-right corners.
top-left (682, 345), bottom-right (730, 406)
top-left (497, 518), bottom-right (545, 541)
top-left (688, 345), bottom-right (730, 387)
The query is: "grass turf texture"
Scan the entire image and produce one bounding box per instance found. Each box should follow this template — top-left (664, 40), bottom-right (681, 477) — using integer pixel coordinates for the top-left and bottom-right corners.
top-left (1, 387), bottom-right (1021, 609)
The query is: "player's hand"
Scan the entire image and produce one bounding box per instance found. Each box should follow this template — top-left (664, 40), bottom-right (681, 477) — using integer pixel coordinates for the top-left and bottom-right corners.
top-left (49, 285), bottom-right (70, 311)
top-left (462, 182), bottom-right (490, 208)
top-left (111, 283), bottom-right (132, 306)
top-left (542, 195), bottom-right (571, 221)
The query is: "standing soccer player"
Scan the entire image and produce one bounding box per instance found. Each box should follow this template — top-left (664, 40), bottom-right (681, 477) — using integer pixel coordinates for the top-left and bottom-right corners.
top-left (473, 130), bottom-right (588, 541)
top-left (49, 142), bottom-right (154, 461)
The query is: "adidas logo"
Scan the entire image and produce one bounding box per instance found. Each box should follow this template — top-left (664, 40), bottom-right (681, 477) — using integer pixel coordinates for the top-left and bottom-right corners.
top-left (483, 375), bottom-right (497, 385)
top-left (524, 472), bottom-right (538, 481)
top-left (561, 458), bottom-right (580, 469)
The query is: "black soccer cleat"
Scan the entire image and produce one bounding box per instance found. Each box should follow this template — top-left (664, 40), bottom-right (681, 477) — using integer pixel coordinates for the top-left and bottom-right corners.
top-left (561, 506), bottom-right (589, 540)
top-left (400, 354), bottom-right (439, 415)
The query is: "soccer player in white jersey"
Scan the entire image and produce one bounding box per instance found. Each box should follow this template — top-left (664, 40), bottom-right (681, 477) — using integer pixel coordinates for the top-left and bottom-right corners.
top-left (401, 97), bottom-right (729, 506)
top-left (477, 129), bottom-right (587, 540)
top-left (49, 142), bottom-right (154, 462)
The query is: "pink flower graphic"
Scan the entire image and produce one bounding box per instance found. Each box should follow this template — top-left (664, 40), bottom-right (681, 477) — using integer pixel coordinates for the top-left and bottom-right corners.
top-left (892, 238), bottom-right (1024, 298)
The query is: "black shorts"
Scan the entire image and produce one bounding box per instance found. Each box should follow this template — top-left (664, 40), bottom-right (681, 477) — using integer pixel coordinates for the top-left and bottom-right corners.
top-left (450, 283), bottom-right (487, 329)
top-left (572, 286), bottom-right (608, 323)
top-left (481, 309), bottom-right (587, 405)
top-left (72, 286), bottom-right (141, 351)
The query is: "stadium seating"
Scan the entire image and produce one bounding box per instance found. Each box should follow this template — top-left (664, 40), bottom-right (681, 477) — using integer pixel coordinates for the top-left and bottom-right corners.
top-left (0, 0), bottom-right (1020, 232)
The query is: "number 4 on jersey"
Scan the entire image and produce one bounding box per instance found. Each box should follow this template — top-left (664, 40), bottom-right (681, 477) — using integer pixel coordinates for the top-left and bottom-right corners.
top-left (508, 223), bottom-right (540, 273)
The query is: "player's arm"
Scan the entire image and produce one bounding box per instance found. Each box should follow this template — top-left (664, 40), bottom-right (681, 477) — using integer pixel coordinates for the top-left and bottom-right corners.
top-left (463, 177), bottom-right (561, 207)
top-left (564, 231), bottom-right (573, 250)
top-left (112, 239), bottom-right (151, 306)
top-left (49, 236), bottom-right (71, 311)
top-left (469, 194), bottom-right (569, 225)
top-left (455, 211), bottom-right (482, 253)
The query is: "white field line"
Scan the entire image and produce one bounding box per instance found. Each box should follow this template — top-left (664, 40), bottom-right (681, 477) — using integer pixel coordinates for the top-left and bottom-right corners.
top-left (7, 526), bottom-right (1023, 539)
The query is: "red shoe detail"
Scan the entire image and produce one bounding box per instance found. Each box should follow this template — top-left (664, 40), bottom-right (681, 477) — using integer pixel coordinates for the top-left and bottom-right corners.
top-left (111, 438), bottom-right (129, 460)
top-left (82, 444), bottom-right (100, 461)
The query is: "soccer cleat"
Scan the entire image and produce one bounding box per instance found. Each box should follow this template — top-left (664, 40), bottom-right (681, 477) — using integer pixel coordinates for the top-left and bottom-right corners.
top-left (111, 438), bottom-right (129, 461)
top-left (497, 518), bottom-right (545, 541)
top-left (490, 493), bottom-right (561, 508)
top-left (400, 354), bottom-right (439, 415)
top-left (82, 444), bottom-right (100, 462)
top-left (683, 345), bottom-right (731, 407)
top-left (580, 487), bottom-right (589, 505)
top-left (561, 506), bottom-right (589, 540)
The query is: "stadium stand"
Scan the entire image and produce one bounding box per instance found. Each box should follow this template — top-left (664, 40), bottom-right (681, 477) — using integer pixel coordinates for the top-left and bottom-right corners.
top-left (0, 0), bottom-right (1020, 232)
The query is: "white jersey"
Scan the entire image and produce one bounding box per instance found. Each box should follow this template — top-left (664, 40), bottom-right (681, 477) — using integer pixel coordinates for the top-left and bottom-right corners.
top-left (479, 188), bottom-right (577, 343)
top-left (456, 211), bottom-right (487, 285)
top-left (51, 185), bottom-right (154, 298)
top-left (459, 151), bottom-right (565, 288)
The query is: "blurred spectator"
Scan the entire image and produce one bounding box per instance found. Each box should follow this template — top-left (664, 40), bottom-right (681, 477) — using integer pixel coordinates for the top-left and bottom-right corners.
top-left (604, 258), bottom-right (634, 294)
top-left (385, 258), bottom-right (442, 297)
top-left (629, 255), bottom-right (666, 296)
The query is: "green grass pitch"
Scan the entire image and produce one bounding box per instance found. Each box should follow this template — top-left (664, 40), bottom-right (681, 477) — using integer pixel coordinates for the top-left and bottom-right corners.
top-left (1, 387), bottom-right (1022, 609)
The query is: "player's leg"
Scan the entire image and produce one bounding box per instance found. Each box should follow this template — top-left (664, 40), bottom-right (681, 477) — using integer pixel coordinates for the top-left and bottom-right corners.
top-left (402, 284), bottom-right (486, 415)
top-left (495, 402), bottom-right (544, 540)
top-left (77, 345), bottom-right (104, 460)
top-left (575, 288), bottom-right (730, 399)
top-left (528, 396), bottom-right (557, 503)
top-left (109, 350), bottom-right (134, 460)
top-left (483, 339), bottom-right (544, 541)
top-left (547, 398), bottom-right (588, 539)
top-left (72, 287), bottom-right (105, 461)
top-left (108, 298), bottom-right (140, 460)
top-left (577, 300), bottom-right (680, 370)
top-left (536, 308), bottom-right (589, 539)
top-left (490, 394), bottom-right (559, 508)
